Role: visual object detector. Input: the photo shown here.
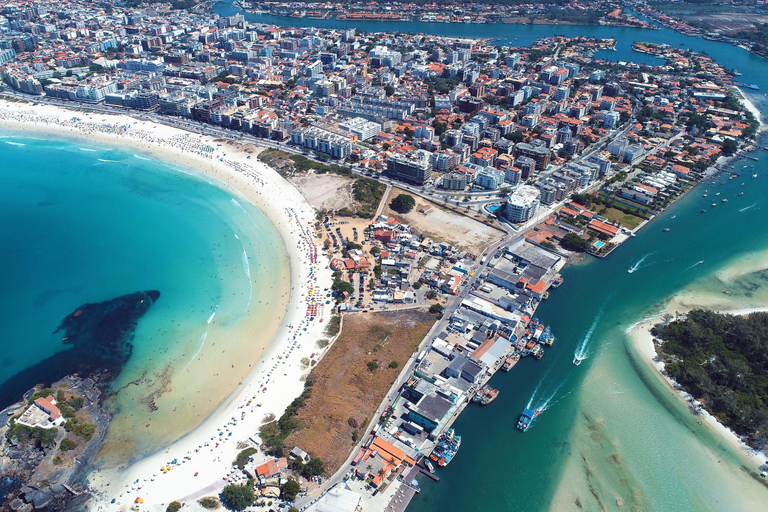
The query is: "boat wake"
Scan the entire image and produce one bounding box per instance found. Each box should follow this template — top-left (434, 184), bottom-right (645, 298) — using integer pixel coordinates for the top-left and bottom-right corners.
top-left (738, 201), bottom-right (759, 213)
top-left (4, 141), bottom-right (25, 146)
top-left (573, 305), bottom-right (605, 361)
top-left (628, 252), bottom-right (654, 274)
top-left (683, 260), bottom-right (705, 271)
top-left (79, 147), bottom-right (98, 152)
top-left (97, 158), bottom-right (122, 163)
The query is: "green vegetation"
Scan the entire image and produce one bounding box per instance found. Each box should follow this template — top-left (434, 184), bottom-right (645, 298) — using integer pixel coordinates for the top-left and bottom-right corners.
top-left (288, 456), bottom-right (324, 478)
top-left (57, 396), bottom-right (84, 419)
top-left (560, 233), bottom-right (591, 253)
top-left (52, 456), bottom-right (62, 465)
top-left (599, 207), bottom-right (644, 230)
top-left (332, 274), bottom-right (354, 295)
top-left (352, 178), bottom-right (387, 218)
top-left (259, 380), bottom-right (314, 456)
top-left (429, 304), bottom-right (445, 315)
top-left (59, 437), bottom-right (78, 452)
top-left (390, 193), bottom-right (416, 214)
top-left (324, 315), bottom-right (341, 337)
top-left (167, 502), bottom-right (182, 512)
top-left (367, 361), bottom-right (380, 372)
top-left (7, 424), bottom-right (57, 448)
top-left (281, 479), bottom-right (301, 501)
top-left (28, 388), bottom-right (56, 404)
top-left (198, 497), bottom-right (220, 509)
top-left (64, 419), bottom-right (96, 441)
top-left (652, 310), bottom-right (768, 448)
top-left (425, 290), bottom-right (438, 300)
top-left (220, 485), bottom-right (255, 511)
top-left (233, 447), bottom-right (257, 469)
top-left (389, 361), bottom-right (399, 369)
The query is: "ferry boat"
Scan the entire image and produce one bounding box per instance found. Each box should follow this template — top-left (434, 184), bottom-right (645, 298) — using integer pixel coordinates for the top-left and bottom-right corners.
top-left (517, 409), bottom-right (539, 432)
top-left (429, 429), bottom-right (461, 466)
top-left (480, 386), bottom-right (499, 405)
top-left (502, 353), bottom-right (520, 371)
top-left (573, 356), bottom-right (583, 366)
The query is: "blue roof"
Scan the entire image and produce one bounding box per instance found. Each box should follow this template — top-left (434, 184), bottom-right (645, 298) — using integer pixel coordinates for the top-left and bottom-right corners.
top-left (522, 408), bottom-right (534, 418)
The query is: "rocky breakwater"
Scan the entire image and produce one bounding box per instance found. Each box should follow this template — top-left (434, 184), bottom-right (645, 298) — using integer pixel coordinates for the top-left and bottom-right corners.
top-left (0, 290), bottom-right (160, 512)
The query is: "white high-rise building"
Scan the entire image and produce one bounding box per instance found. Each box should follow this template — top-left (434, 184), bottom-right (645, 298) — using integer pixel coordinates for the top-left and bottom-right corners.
top-left (503, 185), bottom-right (540, 223)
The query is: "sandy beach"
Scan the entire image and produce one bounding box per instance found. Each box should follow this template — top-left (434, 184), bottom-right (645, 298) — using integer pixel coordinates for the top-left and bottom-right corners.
top-left (0, 99), bottom-right (335, 510)
top-left (626, 306), bottom-right (768, 473)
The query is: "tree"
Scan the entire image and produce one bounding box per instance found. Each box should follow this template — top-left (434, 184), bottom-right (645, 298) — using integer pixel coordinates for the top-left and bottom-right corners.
top-left (167, 502), bottom-right (182, 512)
top-left (425, 290), bottom-right (438, 300)
top-left (560, 233), bottom-right (591, 253)
top-left (220, 485), bottom-right (255, 511)
top-left (390, 194), bottom-right (416, 213)
top-left (384, 85), bottom-right (395, 96)
top-left (429, 304), bottom-right (444, 315)
top-left (721, 138), bottom-right (738, 156)
top-left (281, 479), bottom-right (301, 501)
top-left (233, 447), bottom-right (257, 469)
top-left (59, 437), bottom-right (78, 452)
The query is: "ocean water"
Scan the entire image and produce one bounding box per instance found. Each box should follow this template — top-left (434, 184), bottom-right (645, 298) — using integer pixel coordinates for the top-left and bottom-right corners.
top-left (0, 134), bottom-right (288, 463)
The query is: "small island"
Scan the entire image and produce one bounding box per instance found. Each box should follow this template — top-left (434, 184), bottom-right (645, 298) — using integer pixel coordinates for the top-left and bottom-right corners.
top-left (651, 309), bottom-right (768, 451)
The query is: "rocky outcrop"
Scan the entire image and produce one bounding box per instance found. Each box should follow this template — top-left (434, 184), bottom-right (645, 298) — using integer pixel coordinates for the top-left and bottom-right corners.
top-left (0, 291), bottom-right (160, 512)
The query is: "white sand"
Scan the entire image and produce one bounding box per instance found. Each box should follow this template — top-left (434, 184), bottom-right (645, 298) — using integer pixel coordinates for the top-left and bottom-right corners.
top-left (735, 88), bottom-right (766, 132)
top-left (627, 307), bottom-right (768, 472)
top-left (0, 100), bottom-right (335, 510)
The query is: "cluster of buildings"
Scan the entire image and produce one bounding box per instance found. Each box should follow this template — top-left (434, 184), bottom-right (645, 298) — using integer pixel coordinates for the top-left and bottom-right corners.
top-left (343, 239), bottom-right (563, 495)
top-left (247, 0), bottom-right (656, 28)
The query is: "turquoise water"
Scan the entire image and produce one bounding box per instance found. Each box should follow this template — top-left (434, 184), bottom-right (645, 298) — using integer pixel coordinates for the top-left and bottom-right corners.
top-left (211, 2), bottom-right (768, 508)
top-left (0, 133), bottom-right (287, 462)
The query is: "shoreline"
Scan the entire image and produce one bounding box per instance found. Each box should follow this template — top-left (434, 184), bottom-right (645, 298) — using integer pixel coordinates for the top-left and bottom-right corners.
top-left (0, 99), bottom-right (334, 509)
top-left (626, 306), bottom-right (768, 473)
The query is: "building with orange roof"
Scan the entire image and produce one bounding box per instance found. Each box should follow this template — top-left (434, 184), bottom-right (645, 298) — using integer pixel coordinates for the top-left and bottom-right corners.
top-left (588, 219), bottom-right (620, 238)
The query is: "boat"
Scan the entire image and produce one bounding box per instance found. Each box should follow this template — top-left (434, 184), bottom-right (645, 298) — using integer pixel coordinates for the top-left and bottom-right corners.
top-left (663, 228), bottom-right (670, 232)
top-left (429, 429), bottom-right (461, 466)
top-left (701, 209), bottom-right (707, 213)
top-left (723, 290), bottom-right (731, 295)
top-left (753, 174), bottom-right (758, 178)
top-left (472, 388), bottom-right (485, 403)
top-left (480, 386), bottom-right (499, 405)
top-left (502, 353), bottom-right (520, 371)
top-left (425, 460), bottom-right (436, 473)
top-left (628, 267), bottom-right (635, 274)
top-left (551, 274), bottom-right (564, 288)
top-left (722, 198), bottom-right (728, 203)
top-left (573, 356), bottom-right (583, 366)
top-left (671, 215), bottom-right (677, 219)
top-left (517, 408), bottom-right (539, 432)
top-left (531, 344), bottom-right (544, 360)
top-left (698, 260), bottom-right (704, 264)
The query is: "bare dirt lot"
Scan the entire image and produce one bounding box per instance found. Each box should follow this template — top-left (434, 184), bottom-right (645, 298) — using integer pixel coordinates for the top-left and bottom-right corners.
top-left (682, 13), bottom-right (768, 33)
top-left (383, 188), bottom-right (503, 254)
top-left (284, 308), bottom-right (436, 475)
top-left (291, 173), bottom-right (357, 212)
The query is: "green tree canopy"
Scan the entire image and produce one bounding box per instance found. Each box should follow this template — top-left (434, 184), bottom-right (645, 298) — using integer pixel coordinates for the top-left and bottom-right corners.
top-left (281, 479), bottom-right (301, 501)
top-left (220, 485), bottom-right (255, 511)
top-left (560, 233), bottom-right (590, 253)
top-left (390, 194), bottom-right (416, 214)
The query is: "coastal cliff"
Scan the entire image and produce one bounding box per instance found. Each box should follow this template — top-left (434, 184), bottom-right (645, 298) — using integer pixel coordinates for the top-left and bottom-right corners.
top-left (0, 291), bottom-right (160, 512)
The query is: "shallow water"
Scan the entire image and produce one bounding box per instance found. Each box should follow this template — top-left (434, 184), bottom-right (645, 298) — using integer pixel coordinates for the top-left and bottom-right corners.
top-left (0, 134), bottom-right (288, 464)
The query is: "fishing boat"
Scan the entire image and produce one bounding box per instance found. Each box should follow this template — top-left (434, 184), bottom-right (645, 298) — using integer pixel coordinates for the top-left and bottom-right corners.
top-left (551, 274), bottom-right (564, 288)
top-left (480, 386), bottom-right (499, 405)
top-left (531, 344), bottom-right (544, 360)
top-left (502, 353), bottom-right (520, 371)
top-left (573, 356), bottom-right (583, 366)
top-left (472, 387), bottom-right (485, 403)
top-left (429, 429), bottom-right (461, 466)
top-left (517, 409), bottom-right (539, 432)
